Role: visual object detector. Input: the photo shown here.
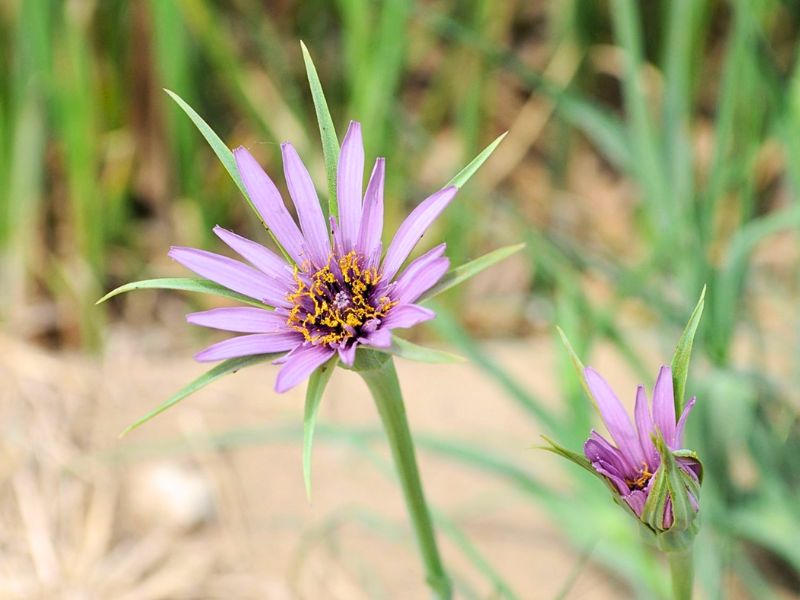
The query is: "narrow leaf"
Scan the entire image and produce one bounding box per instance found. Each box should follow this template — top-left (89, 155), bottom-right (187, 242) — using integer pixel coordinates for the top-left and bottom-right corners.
top-left (420, 243), bottom-right (524, 301)
top-left (165, 89), bottom-right (290, 261)
top-left (300, 41), bottom-right (340, 218)
top-left (164, 89), bottom-right (247, 206)
top-left (446, 131), bottom-right (507, 188)
top-left (96, 277), bottom-right (268, 308)
top-left (555, 326), bottom-right (594, 408)
top-left (303, 356), bottom-right (338, 501)
top-left (377, 336), bottom-right (465, 364)
top-left (538, 435), bottom-right (595, 474)
top-left (670, 285), bottom-right (706, 415)
top-left (119, 353), bottom-right (280, 437)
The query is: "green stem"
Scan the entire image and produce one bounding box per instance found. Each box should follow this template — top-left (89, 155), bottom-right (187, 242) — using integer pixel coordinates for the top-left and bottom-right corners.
top-left (667, 548), bottom-right (694, 600)
top-left (358, 353), bottom-right (452, 599)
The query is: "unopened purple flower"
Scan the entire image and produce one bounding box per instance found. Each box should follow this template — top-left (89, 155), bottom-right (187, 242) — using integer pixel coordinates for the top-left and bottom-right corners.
top-left (169, 121), bottom-right (455, 392)
top-left (583, 365), bottom-right (701, 529)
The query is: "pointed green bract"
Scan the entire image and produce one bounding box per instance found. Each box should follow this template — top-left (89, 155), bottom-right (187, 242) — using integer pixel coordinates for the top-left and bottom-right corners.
top-left (538, 435), bottom-right (595, 475)
top-left (164, 89), bottom-right (251, 214)
top-left (670, 286), bottom-right (706, 415)
top-left (303, 356), bottom-right (338, 501)
top-left (555, 326), bottom-right (595, 409)
top-left (420, 243), bottom-right (524, 302)
top-left (96, 277), bottom-right (268, 308)
top-left (119, 353), bottom-right (280, 437)
top-left (640, 436), bottom-right (700, 544)
top-left (446, 131), bottom-right (507, 189)
top-left (377, 336), bottom-right (465, 364)
top-left (164, 89), bottom-right (290, 261)
top-left (300, 41), bottom-right (340, 218)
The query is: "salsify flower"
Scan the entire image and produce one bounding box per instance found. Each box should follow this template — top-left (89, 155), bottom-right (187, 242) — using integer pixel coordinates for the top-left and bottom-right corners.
top-left (582, 365), bottom-right (701, 531)
top-left (168, 121), bottom-right (455, 393)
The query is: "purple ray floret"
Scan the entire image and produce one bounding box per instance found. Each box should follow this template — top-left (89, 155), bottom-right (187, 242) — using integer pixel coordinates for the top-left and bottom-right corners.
top-left (583, 365), bottom-right (700, 528)
top-left (170, 120), bottom-right (456, 392)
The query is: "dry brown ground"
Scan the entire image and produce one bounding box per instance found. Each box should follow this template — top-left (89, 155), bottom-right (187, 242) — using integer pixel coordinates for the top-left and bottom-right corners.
top-left (1, 327), bottom-right (646, 600)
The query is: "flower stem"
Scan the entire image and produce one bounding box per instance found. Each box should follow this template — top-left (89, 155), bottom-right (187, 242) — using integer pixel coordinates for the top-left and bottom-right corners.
top-left (358, 354), bottom-right (452, 599)
top-left (667, 548), bottom-right (694, 600)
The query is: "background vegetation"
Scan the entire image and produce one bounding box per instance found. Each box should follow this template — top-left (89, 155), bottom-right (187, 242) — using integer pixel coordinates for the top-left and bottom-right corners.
top-left (2, 0), bottom-right (800, 597)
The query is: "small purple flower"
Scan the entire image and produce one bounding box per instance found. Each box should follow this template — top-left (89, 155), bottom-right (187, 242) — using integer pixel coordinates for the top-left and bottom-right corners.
top-left (169, 121), bottom-right (455, 393)
top-left (583, 365), bottom-right (701, 529)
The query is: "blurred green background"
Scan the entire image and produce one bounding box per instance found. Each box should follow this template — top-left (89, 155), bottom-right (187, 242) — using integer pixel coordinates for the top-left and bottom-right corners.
top-left (2, 0), bottom-right (800, 597)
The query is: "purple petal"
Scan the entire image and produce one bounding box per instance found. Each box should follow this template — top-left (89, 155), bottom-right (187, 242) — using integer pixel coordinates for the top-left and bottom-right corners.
top-left (357, 157), bottom-right (385, 262)
top-left (673, 396), bottom-right (696, 449)
top-left (652, 365), bottom-right (676, 444)
top-left (625, 490), bottom-right (647, 516)
top-left (584, 367), bottom-right (646, 471)
top-left (169, 246), bottom-right (290, 308)
top-left (634, 384), bottom-right (658, 468)
top-left (392, 245), bottom-right (449, 304)
top-left (360, 328), bottom-right (392, 348)
top-left (213, 226), bottom-right (294, 288)
top-left (381, 186), bottom-right (458, 281)
top-left (584, 431), bottom-right (629, 478)
top-left (382, 304), bottom-right (435, 330)
top-left (187, 307), bottom-right (289, 333)
top-left (663, 499), bottom-right (673, 529)
top-left (233, 147), bottom-right (307, 264)
top-left (195, 332), bottom-right (300, 362)
top-left (590, 461), bottom-right (630, 495)
top-left (337, 121), bottom-right (364, 251)
top-left (338, 344), bottom-right (357, 366)
top-left (281, 143), bottom-right (331, 267)
top-left (275, 344), bottom-right (335, 393)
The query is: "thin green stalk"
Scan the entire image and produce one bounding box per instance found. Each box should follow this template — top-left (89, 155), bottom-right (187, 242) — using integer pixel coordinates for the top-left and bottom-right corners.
top-left (357, 353), bottom-right (452, 599)
top-left (667, 548), bottom-right (694, 600)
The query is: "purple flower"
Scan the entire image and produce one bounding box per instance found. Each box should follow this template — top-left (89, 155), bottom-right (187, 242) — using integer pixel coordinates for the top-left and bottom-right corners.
top-left (169, 121), bottom-right (455, 393)
top-left (583, 365), bottom-right (701, 529)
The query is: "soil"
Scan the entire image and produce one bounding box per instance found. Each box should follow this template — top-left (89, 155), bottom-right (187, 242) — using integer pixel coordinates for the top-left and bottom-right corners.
top-left (0, 329), bottom-right (677, 599)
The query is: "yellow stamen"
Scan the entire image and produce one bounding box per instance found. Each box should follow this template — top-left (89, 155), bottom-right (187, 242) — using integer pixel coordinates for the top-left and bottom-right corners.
top-left (286, 252), bottom-right (396, 346)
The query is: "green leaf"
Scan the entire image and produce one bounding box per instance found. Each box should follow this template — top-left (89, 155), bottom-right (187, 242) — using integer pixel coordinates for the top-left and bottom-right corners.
top-left (96, 277), bottom-right (268, 308)
top-left (670, 285), bottom-right (706, 415)
top-left (446, 131), bottom-right (507, 188)
top-left (300, 41), bottom-right (340, 218)
top-left (555, 326), bottom-right (594, 408)
top-left (420, 243), bottom-right (524, 301)
top-left (303, 356), bottom-right (338, 501)
top-left (377, 336), bottom-right (466, 364)
top-left (119, 353), bottom-right (280, 437)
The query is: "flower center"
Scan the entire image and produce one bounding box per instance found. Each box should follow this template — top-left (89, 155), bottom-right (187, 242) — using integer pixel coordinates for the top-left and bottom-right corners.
top-left (286, 251), bottom-right (396, 346)
top-left (626, 462), bottom-right (654, 491)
